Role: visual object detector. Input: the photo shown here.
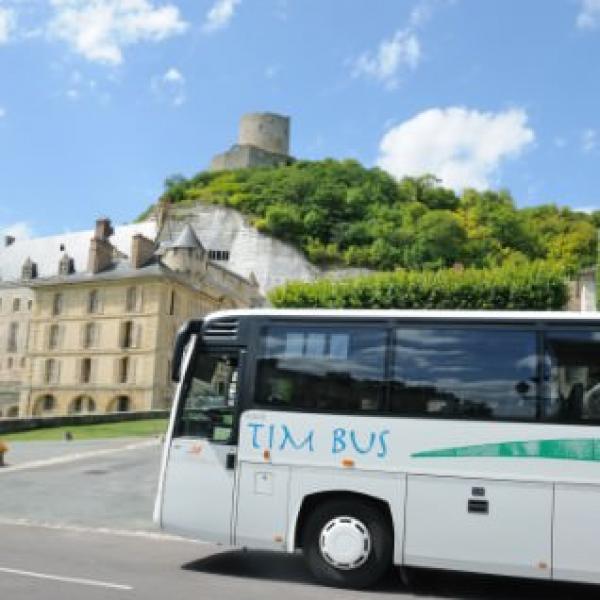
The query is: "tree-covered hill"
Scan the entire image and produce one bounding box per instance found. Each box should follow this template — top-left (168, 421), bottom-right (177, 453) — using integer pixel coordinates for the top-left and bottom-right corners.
top-left (144, 159), bottom-right (599, 274)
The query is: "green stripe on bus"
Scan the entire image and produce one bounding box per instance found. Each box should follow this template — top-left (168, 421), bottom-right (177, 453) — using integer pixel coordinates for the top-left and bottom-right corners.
top-left (412, 439), bottom-right (600, 461)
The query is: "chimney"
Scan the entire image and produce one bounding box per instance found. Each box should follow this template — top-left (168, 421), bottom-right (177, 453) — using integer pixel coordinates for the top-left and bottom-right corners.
top-left (4, 235), bottom-right (15, 247)
top-left (131, 234), bottom-right (155, 268)
top-left (88, 238), bottom-right (113, 274)
top-left (94, 218), bottom-right (114, 241)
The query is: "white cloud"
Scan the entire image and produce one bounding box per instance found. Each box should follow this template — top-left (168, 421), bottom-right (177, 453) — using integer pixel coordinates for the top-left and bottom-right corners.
top-left (581, 128), bottom-right (598, 152)
top-left (202, 0), bottom-right (241, 33)
top-left (0, 221), bottom-right (33, 241)
top-left (376, 107), bottom-right (535, 191)
top-left (48, 0), bottom-right (188, 65)
top-left (577, 0), bottom-right (600, 29)
top-left (0, 7), bottom-right (16, 44)
top-left (151, 67), bottom-right (186, 107)
top-left (352, 29), bottom-right (420, 89)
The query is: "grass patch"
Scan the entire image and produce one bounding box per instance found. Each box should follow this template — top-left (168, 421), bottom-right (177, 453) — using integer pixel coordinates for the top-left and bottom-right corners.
top-left (1, 419), bottom-right (169, 442)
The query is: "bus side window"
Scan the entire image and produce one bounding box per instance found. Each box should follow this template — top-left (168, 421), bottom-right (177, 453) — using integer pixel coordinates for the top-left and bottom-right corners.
top-left (543, 331), bottom-right (600, 423)
top-left (254, 326), bottom-right (386, 413)
top-left (390, 328), bottom-right (538, 420)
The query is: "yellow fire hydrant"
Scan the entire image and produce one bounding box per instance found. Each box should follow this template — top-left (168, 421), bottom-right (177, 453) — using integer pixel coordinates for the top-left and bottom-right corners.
top-left (0, 440), bottom-right (8, 467)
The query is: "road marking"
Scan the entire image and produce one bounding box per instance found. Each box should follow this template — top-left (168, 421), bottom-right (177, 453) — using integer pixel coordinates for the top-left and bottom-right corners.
top-left (0, 566), bottom-right (132, 591)
top-left (0, 438), bottom-right (159, 474)
top-left (0, 517), bottom-right (205, 544)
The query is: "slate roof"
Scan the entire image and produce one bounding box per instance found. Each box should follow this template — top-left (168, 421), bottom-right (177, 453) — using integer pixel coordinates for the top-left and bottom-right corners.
top-left (0, 222), bottom-right (156, 283)
top-left (170, 224), bottom-right (204, 250)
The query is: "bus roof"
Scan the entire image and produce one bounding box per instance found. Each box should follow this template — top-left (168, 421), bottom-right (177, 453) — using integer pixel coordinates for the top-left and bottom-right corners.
top-left (202, 308), bottom-right (600, 323)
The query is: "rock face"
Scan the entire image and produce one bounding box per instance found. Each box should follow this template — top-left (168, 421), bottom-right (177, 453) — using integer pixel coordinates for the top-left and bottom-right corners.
top-left (157, 203), bottom-right (320, 295)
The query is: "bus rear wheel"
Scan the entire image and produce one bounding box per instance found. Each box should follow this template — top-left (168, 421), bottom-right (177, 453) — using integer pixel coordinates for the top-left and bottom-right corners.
top-left (302, 498), bottom-right (393, 589)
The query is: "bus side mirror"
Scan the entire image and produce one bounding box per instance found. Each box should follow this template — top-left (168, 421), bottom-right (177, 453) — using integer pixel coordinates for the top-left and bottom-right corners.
top-left (172, 320), bottom-right (203, 382)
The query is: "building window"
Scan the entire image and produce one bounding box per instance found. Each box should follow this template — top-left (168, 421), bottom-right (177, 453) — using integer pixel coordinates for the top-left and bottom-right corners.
top-left (169, 290), bottom-right (176, 316)
top-left (126, 287), bottom-right (138, 312)
top-left (81, 358), bottom-right (92, 384)
top-left (52, 293), bottom-right (63, 316)
top-left (116, 395), bottom-right (130, 412)
top-left (7, 357), bottom-right (13, 369)
top-left (36, 394), bottom-right (56, 414)
top-left (44, 358), bottom-right (59, 384)
top-left (20, 357), bottom-right (26, 368)
top-left (121, 321), bottom-right (134, 348)
top-left (27, 299), bottom-right (32, 311)
top-left (83, 322), bottom-right (98, 349)
top-left (118, 357), bottom-right (129, 383)
top-left (88, 289), bottom-right (100, 314)
top-left (71, 395), bottom-right (95, 414)
top-left (7, 322), bottom-right (18, 353)
top-left (48, 324), bottom-right (60, 350)
top-left (208, 250), bottom-right (230, 261)
top-left (12, 298), bottom-right (20, 312)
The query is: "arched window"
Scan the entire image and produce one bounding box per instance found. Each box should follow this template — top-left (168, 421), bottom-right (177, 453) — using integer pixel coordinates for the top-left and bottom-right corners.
top-left (33, 394), bottom-right (56, 415)
top-left (70, 395), bottom-right (95, 414)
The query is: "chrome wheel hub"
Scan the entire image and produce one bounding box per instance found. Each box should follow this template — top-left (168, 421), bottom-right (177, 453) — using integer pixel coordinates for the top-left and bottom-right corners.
top-left (319, 516), bottom-right (371, 570)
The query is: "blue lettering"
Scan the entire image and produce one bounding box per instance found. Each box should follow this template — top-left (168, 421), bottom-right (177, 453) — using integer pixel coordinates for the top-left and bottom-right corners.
top-left (268, 424), bottom-right (275, 449)
top-left (247, 422), bottom-right (264, 449)
top-left (332, 428), bottom-right (347, 453)
top-left (350, 430), bottom-right (376, 454)
top-left (377, 430), bottom-right (390, 458)
top-left (279, 425), bottom-right (314, 452)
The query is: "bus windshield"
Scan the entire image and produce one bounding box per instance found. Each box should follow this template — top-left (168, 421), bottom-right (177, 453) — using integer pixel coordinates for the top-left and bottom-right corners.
top-left (175, 350), bottom-right (240, 442)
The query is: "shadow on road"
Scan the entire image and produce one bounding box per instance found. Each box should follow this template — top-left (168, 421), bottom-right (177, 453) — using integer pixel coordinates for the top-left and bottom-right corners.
top-left (182, 549), bottom-right (400, 592)
top-left (183, 550), bottom-right (599, 599)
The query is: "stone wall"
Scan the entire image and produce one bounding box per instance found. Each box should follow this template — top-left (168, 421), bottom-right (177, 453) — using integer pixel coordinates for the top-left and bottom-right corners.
top-left (210, 144), bottom-right (291, 172)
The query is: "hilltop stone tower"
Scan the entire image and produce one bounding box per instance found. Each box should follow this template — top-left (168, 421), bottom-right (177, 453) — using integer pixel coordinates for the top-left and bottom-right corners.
top-left (210, 112), bottom-right (292, 171)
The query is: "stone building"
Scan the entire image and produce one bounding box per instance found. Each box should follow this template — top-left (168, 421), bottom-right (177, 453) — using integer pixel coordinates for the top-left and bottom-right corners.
top-left (568, 267), bottom-right (597, 312)
top-left (210, 112), bottom-right (293, 171)
top-left (0, 218), bottom-right (261, 418)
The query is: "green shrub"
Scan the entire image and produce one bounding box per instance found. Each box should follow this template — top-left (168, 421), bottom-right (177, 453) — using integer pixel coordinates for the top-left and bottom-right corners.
top-left (268, 262), bottom-right (569, 310)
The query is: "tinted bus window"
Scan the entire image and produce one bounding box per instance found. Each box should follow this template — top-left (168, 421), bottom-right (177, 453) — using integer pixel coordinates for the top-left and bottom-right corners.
top-left (391, 328), bottom-right (538, 420)
top-left (543, 330), bottom-right (600, 423)
top-left (255, 325), bottom-right (386, 412)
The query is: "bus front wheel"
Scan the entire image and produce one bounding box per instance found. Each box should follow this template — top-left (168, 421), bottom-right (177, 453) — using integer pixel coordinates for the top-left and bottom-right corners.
top-left (301, 498), bottom-right (393, 589)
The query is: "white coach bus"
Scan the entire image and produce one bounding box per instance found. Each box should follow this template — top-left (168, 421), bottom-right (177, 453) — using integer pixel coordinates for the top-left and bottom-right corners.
top-left (154, 309), bottom-right (600, 589)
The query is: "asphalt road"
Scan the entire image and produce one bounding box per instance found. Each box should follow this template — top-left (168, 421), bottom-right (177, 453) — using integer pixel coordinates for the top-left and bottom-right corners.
top-left (0, 439), bottom-right (598, 599)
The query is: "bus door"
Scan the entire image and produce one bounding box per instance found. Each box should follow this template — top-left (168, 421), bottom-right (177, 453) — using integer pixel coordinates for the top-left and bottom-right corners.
top-left (160, 347), bottom-right (244, 543)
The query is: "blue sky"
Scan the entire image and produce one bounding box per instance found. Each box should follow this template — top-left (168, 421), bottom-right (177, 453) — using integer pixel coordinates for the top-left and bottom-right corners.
top-left (0, 0), bottom-right (599, 238)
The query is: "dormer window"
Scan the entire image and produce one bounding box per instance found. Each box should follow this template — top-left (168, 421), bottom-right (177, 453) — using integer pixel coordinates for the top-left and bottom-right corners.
top-left (59, 253), bottom-right (74, 276)
top-left (21, 258), bottom-right (38, 280)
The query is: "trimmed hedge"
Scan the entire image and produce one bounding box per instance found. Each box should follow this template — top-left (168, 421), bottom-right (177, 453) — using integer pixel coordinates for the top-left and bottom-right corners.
top-left (268, 262), bottom-right (569, 310)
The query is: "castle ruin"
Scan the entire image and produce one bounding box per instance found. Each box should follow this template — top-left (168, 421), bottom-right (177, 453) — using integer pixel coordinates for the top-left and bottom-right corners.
top-left (210, 112), bottom-right (293, 171)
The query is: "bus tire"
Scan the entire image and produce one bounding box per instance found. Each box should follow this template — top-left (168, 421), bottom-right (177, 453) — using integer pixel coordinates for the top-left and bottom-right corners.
top-left (302, 498), bottom-right (393, 589)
